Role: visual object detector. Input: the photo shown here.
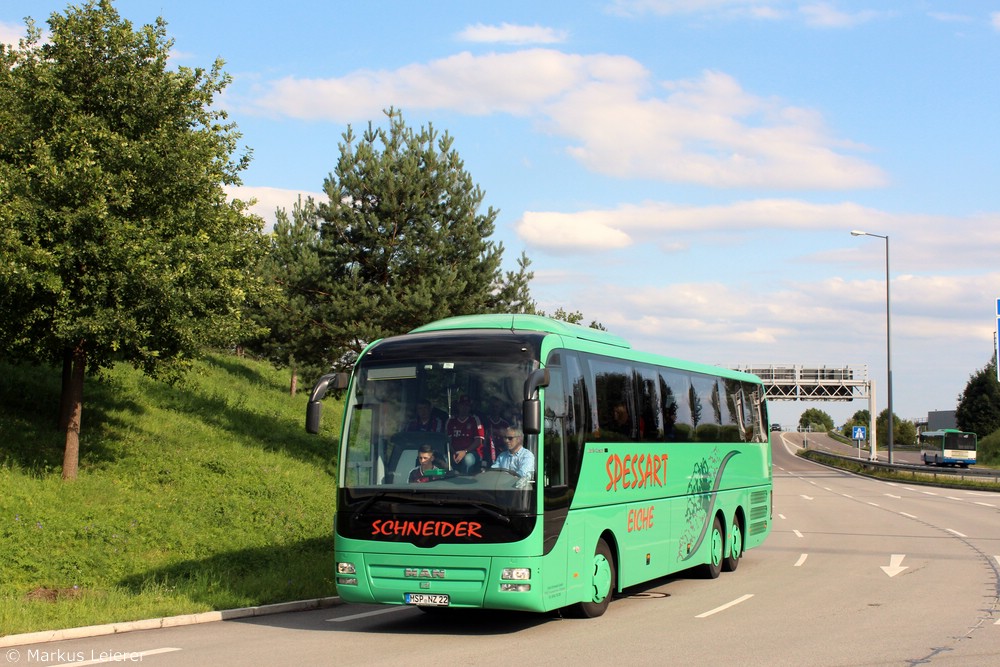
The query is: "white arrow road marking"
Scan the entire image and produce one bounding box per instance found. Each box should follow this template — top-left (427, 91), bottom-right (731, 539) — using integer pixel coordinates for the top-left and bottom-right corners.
top-left (881, 554), bottom-right (908, 577)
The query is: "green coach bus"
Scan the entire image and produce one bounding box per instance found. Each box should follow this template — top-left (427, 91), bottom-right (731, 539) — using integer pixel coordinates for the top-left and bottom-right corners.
top-left (306, 314), bottom-right (772, 617)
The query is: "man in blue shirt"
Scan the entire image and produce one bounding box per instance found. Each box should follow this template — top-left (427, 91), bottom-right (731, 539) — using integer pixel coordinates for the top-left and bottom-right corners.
top-left (492, 425), bottom-right (534, 483)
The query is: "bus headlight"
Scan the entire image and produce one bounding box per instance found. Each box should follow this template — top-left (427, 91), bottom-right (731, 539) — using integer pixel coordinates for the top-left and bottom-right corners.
top-left (500, 568), bottom-right (531, 591)
top-left (501, 568), bottom-right (530, 580)
top-left (337, 562), bottom-right (358, 585)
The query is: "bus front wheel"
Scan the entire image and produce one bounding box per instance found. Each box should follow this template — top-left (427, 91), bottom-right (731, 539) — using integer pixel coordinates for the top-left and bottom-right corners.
top-left (572, 539), bottom-right (615, 618)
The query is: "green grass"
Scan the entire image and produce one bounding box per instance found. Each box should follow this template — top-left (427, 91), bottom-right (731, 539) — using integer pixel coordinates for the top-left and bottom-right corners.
top-left (0, 353), bottom-right (342, 637)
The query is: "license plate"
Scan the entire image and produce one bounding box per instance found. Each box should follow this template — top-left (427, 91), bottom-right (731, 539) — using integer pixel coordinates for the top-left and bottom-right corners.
top-left (405, 593), bottom-right (449, 606)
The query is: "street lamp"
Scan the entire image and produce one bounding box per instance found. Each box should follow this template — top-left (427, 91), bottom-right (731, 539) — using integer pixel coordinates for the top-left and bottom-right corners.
top-left (851, 230), bottom-right (893, 464)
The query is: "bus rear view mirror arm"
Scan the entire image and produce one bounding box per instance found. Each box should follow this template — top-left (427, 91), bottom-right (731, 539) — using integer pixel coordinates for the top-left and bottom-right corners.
top-left (306, 372), bottom-right (349, 434)
top-left (522, 368), bottom-right (550, 435)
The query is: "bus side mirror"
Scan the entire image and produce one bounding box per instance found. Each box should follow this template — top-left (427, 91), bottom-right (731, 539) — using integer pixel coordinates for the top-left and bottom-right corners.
top-left (522, 368), bottom-right (550, 435)
top-left (306, 372), bottom-right (349, 434)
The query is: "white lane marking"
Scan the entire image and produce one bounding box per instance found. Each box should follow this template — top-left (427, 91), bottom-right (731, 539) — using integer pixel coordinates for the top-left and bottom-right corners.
top-left (794, 554), bottom-right (808, 567)
top-left (54, 648), bottom-right (181, 665)
top-left (801, 495), bottom-right (814, 500)
top-left (778, 514), bottom-right (786, 520)
top-left (793, 530), bottom-right (804, 538)
top-left (946, 528), bottom-right (967, 538)
top-left (900, 512), bottom-right (918, 519)
top-left (884, 494), bottom-right (901, 499)
top-left (328, 606), bottom-right (411, 622)
top-left (696, 594), bottom-right (754, 618)
top-left (973, 501), bottom-right (996, 508)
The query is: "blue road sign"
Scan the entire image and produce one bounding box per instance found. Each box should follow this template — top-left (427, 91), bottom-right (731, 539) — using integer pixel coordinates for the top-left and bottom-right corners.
top-left (852, 426), bottom-right (866, 440)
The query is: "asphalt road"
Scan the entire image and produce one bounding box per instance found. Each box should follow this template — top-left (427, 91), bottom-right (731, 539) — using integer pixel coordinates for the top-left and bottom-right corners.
top-left (4, 434), bottom-right (999, 666)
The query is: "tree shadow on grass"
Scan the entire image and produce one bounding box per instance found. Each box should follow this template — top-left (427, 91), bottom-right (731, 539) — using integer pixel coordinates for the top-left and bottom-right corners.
top-left (202, 354), bottom-right (289, 394)
top-left (140, 377), bottom-right (335, 469)
top-left (0, 361), bottom-right (141, 473)
top-left (118, 536), bottom-right (337, 609)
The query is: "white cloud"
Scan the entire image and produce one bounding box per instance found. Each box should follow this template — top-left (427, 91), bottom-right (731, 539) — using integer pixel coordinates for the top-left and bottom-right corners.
top-left (551, 69), bottom-right (886, 187)
top-left (516, 199), bottom-right (893, 252)
top-left (0, 20), bottom-right (25, 46)
top-left (457, 23), bottom-right (568, 45)
top-left (247, 53), bottom-right (884, 189)
top-left (225, 185), bottom-right (325, 230)
top-left (248, 49), bottom-right (643, 120)
top-left (927, 12), bottom-right (972, 24)
top-left (607, 0), bottom-right (789, 18)
top-left (799, 3), bottom-right (882, 28)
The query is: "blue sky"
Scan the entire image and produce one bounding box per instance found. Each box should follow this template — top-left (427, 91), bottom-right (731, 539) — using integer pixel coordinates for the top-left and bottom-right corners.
top-left (4, 1), bottom-right (1000, 428)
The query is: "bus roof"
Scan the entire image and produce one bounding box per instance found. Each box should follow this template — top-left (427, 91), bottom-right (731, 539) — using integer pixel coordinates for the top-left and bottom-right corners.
top-left (409, 314), bottom-right (762, 384)
top-left (410, 314), bottom-right (632, 349)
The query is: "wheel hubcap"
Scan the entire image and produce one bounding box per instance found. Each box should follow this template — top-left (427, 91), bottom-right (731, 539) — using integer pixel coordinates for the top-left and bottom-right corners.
top-left (592, 554), bottom-right (612, 602)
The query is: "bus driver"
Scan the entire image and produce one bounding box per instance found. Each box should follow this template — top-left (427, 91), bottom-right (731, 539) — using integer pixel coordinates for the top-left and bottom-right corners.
top-left (491, 425), bottom-right (535, 482)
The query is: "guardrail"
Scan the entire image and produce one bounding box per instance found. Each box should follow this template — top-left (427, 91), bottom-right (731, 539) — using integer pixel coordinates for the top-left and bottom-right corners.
top-left (801, 449), bottom-right (1000, 486)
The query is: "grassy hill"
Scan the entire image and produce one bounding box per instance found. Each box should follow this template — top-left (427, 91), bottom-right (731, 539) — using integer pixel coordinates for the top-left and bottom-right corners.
top-left (0, 353), bottom-right (342, 637)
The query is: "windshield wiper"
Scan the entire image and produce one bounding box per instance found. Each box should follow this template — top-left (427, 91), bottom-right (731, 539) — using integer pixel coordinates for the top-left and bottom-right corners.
top-left (352, 491), bottom-right (393, 521)
top-left (469, 502), bottom-right (511, 524)
top-left (423, 497), bottom-right (511, 524)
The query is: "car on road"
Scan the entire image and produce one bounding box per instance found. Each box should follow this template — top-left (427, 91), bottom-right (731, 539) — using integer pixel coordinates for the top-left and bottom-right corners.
top-left (770, 423), bottom-right (781, 432)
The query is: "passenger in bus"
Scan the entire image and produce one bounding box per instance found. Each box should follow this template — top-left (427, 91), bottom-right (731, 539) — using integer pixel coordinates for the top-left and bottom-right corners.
top-left (480, 396), bottom-right (511, 467)
top-left (602, 402), bottom-right (635, 440)
top-left (408, 443), bottom-right (445, 483)
top-left (446, 395), bottom-right (483, 474)
top-left (407, 398), bottom-right (444, 433)
top-left (492, 425), bottom-right (535, 483)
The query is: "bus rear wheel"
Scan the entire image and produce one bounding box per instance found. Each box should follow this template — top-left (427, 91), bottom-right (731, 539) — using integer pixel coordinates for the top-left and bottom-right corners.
top-left (723, 516), bottom-right (743, 572)
top-left (572, 539), bottom-right (615, 618)
top-left (700, 516), bottom-right (724, 579)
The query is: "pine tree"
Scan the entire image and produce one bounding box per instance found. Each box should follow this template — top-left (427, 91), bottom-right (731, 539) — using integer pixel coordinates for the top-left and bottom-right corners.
top-left (310, 108), bottom-right (532, 368)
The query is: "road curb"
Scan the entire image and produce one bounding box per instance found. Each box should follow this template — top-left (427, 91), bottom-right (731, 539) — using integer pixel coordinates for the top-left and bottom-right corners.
top-left (0, 596), bottom-right (342, 648)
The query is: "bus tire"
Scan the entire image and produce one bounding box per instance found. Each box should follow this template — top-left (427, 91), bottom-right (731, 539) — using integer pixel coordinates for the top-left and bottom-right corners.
top-left (700, 516), bottom-right (724, 579)
top-left (572, 539), bottom-right (615, 618)
top-left (723, 515), bottom-right (743, 573)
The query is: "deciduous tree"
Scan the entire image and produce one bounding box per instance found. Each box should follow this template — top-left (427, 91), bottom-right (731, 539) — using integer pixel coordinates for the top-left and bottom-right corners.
top-left (798, 408), bottom-right (833, 432)
top-left (0, 1), bottom-right (267, 478)
top-left (956, 357), bottom-right (1000, 438)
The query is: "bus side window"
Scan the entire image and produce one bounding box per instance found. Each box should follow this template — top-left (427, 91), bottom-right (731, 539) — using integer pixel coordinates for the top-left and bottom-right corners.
top-left (543, 354), bottom-right (568, 489)
top-left (544, 351), bottom-right (589, 507)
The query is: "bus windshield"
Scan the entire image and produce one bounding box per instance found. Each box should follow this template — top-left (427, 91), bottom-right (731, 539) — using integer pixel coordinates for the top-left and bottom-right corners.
top-left (339, 332), bottom-right (541, 513)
